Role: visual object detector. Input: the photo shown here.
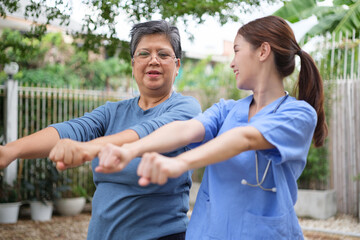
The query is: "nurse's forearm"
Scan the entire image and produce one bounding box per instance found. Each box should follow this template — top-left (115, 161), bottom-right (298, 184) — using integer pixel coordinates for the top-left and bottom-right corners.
top-left (176, 126), bottom-right (273, 170)
top-left (125, 119), bottom-right (205, 158)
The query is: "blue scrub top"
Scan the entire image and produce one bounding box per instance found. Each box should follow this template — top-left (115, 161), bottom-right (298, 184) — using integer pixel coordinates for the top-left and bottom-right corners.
top-left (187, 95), bottom-right (317, 240)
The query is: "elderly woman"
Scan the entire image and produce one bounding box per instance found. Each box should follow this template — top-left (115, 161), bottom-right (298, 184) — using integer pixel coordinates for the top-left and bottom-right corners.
top-left (0, 20), bottom-right (201, 240)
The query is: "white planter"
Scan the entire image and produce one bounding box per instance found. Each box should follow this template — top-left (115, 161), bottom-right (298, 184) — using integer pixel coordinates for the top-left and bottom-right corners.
top-left (30, 201), bottom-right (53, 221)
top-left (0, 202), bottom-right (21, 224)
top-left (295, 189), bottom-right (337, 220)
top-left (55, 197), bottom-right (86, 216)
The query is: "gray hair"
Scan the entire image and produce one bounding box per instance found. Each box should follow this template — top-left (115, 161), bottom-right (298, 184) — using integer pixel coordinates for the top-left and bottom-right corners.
top-left (130, 20), bottom-right (182, 59)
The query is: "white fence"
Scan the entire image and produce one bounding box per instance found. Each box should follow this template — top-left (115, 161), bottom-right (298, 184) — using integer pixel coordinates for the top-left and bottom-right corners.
top-left (330, 78), bottom-right (360, 216)
top-left (0, 84), bottom-right (131, 198)
top-left (314, 31), bottom-right (360, 217)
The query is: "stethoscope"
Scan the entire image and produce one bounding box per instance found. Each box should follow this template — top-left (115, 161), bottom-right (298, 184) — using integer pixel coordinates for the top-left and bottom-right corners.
top-left (241, 92), bottom-right (289, 193)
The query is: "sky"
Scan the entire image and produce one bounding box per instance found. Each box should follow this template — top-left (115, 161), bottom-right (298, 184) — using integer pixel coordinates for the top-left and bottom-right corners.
top-left (71, 0), bottom-right (333, 56)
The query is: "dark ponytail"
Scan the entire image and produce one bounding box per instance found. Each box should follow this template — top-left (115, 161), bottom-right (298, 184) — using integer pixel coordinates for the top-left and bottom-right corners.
top-left (238, 16), bottom-right (328, 147)
top-left (296, 50), bottom-right (328, 147)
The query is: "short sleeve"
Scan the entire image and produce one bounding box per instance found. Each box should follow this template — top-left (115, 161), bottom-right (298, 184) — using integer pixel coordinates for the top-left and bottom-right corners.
top-left (190, 99), bottom-right (236, 148)
top-left (249, 100), bottom-right (317, 165)
top-left (129, 95), bottom-right (201, 138)
top-left (50, 104), bottom-right (108, 141)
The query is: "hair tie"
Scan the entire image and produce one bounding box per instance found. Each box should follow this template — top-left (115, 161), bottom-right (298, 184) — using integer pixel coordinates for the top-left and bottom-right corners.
top-left (297, 49), bottom-right (302, 56)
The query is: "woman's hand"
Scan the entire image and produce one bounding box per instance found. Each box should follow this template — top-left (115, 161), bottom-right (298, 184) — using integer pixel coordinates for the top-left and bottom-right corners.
top-left (137, 152), bottom-right (188, 187)
top-left (49, 139), bottom-right (100, 170)
top-left (0, 145), bottom-right (16, 169)
top-left (95, 143), bottom-right (135, 173)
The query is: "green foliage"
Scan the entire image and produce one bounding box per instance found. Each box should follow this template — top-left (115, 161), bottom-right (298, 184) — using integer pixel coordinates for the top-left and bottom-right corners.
top-left (19, 64), bottom-right (81, 88)
top-left (0, 1), bottom-right (19, 18)
top-left (0, 71), bottom-right (6, 85)
top-left (298, 144), bottom-right (329, 190)
top-left (17, 57), bottom-right (131, 89)
top-left (177, 57), bottom-right (243, 110)
top-left (76, 57), bottom-right (132, 90)
top-left (0, 175), bottom-right (22, 203)
top-left (58, 185), bottom-right (88, 199)
top-left (273, 0), bottom-right (360, 42)
top-left (70, 185), bottom-right (88, 198)
top-left (354, 174), bottom-right (360, 182)
top-left (23, 160), bottom-right (62, 202)
top-left (273, 0), bottom-right (316, 23)
top-left (55, 170), bottom-right (88, 199)
top-left (0, 29), bottom-right (132, 89)
top-left (23, 162), bottom-right (89, 201)
top-left (0, 0), bottom-right (280, 61)
top-left (0, 28), bottom-right (42, 65)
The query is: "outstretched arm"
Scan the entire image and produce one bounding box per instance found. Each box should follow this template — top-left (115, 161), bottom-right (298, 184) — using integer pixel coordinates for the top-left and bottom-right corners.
top-left (0, 127), bottom-right (60, 169)
top-left (137, 126), bottom-right (274, 186)
top-left (96, 119), bottom-right (205, 173)
top-left (49, 95), bottom-right (201, 170)
top-left (49, 129), bottom-right (139, 170)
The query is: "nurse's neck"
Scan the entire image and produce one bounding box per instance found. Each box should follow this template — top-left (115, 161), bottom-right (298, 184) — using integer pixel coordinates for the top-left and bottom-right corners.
top-left (249, 84), bottom-right (285, 120)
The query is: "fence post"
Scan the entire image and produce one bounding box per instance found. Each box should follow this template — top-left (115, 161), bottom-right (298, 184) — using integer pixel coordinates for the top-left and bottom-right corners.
top-left (4, 62), bottom-right (19, 185)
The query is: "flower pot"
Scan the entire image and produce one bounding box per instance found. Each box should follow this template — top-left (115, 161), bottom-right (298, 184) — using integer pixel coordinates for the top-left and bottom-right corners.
top-left (295, 189), bottom-right (337, 220)
top-left (30, 201), bottom-right (53, 221)
top-left (55, 197), bottom-right (86, 216)
top-left (0, 202), bottom-right (21, 224)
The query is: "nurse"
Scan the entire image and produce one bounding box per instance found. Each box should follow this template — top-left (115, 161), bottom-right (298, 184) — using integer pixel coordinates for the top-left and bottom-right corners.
top-left (97, 16), bottom-right (328, 239)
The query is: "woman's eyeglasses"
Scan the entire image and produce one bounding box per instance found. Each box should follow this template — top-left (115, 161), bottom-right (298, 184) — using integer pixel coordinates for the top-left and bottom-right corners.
top-left (133, 50), bottom-right (177, 64)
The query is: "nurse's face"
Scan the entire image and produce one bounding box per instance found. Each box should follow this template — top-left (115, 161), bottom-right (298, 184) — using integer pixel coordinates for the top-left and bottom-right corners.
top-left (230, 34), bottom-right (259, 90)
top-left (132, 34), bottom-right (180, 96)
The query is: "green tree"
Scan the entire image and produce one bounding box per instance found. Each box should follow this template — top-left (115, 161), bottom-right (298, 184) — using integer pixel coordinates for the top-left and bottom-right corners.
top-left (0, 28), bottom-right (42, 65)
top-left (0, 28), bottom-right (132, 89)
top-left (273, 0), bottom-right (360, 41)
top-left (0, 0), bottom-right (280, 63)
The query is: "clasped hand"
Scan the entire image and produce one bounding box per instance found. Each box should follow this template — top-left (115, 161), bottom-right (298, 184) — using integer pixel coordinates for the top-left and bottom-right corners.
top-left (49, 140), bottom-right (189, 187)
top-left (95, 144), bottom-right (188, 186)
top-left (49, 139), bottom-right (100, 170)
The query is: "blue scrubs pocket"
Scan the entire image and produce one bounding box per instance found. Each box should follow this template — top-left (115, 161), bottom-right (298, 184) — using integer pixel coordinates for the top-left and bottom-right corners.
top-left (240, 208), bottom-right (303, 240)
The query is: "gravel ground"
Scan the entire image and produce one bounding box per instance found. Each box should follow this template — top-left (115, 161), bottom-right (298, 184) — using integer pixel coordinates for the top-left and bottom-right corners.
top-left (0, 212), bottom-right (91, 240)
top-left (1, 206), bottom-right (359, 240)
top-left (300, 214), bottom-right (360, 240)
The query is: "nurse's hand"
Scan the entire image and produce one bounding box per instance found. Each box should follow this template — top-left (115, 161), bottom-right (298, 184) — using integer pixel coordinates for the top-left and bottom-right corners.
top-left (137, 152), bottom-right (188, 186)
top-left (95, 143), bottom-right (134, 173)
top-left (49, 139), bottom-right (99, 170)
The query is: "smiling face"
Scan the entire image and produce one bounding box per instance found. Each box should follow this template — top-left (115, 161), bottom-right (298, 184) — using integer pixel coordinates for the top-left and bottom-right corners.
top-left (230, 34), bottom-right (260, 91)
top-left (132, 34), bottom-right (180, 96)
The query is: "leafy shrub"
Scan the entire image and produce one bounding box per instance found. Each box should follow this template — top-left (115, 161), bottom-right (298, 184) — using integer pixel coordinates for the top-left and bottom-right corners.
top-left (298, 144), bottom-right (329, 190)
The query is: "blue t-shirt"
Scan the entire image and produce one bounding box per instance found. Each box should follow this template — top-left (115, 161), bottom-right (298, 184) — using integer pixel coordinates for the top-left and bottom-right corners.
top-left (51, 92), bottom-right (201, 240)
top-left (187, 95), bottom-right (317, 240)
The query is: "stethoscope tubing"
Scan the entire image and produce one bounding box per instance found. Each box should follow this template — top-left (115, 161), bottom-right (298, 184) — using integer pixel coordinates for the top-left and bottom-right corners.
top-left (241, 92), bottom-right (289, 193)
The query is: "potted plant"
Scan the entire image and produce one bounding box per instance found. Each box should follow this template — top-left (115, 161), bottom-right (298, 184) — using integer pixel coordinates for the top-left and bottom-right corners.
top-left (23, 160), bottom-right (60, 221)
top-left (0, 175), bottom-right (22, 224)
top-left (294, 145), bottom-right (337, 220)
top-left (55, 185), bottom-right (87, 216)
top-left (54, 167), bottom-right (88, 216)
